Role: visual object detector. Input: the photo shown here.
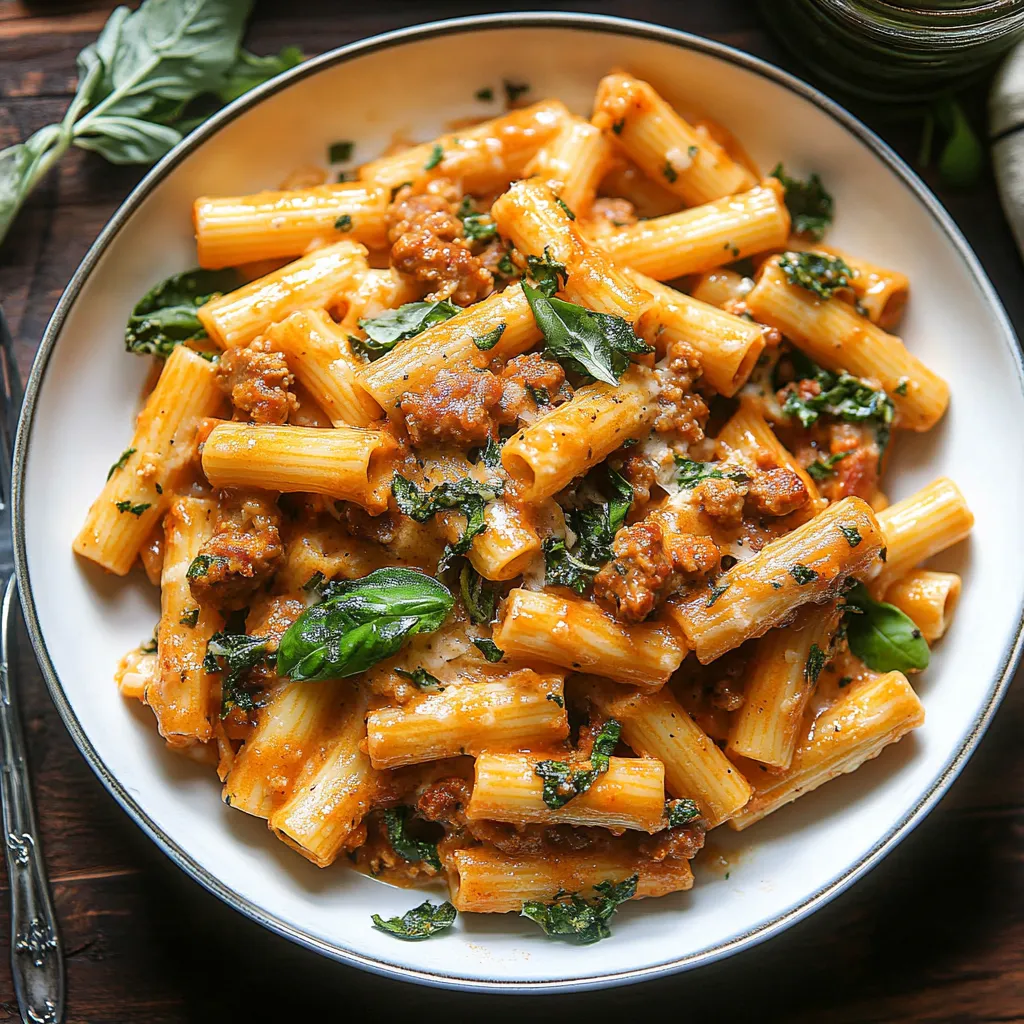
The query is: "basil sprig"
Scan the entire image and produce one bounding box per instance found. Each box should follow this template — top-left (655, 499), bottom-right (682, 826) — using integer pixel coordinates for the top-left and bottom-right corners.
top-left (356, 300), bottom-right (460, 357)
top-left (276, 568), bottom-right (454, 683)
top-left (372, 900), bottom-right (456, 941)
top-left (0, 0), bottom-right (301, 245)
top-left (843, 581), bottom-right (929, 674)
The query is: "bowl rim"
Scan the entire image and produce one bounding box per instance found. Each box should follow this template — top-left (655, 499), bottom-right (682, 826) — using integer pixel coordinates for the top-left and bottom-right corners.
top-left (12, 10), bottom-right (1024, 994)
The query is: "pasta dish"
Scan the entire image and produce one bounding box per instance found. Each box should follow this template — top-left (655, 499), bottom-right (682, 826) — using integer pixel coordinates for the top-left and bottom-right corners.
top-left (73, 72), bottom-right (970, 944)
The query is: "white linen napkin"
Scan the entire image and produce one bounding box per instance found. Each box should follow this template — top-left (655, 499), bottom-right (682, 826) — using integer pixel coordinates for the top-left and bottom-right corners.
top-left (990, 42), bottom-right (1024, 256)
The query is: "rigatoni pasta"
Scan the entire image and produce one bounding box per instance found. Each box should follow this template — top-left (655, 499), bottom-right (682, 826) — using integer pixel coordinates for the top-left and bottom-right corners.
top-left (84, 70), bottom-right (968, 943)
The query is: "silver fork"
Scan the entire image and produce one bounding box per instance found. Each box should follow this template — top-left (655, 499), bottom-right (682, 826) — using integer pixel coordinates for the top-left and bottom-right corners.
top-left (0, 308), bottom-right (64, 1024)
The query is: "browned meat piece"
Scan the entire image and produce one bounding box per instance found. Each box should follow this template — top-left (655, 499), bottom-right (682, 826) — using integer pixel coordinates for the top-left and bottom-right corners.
top-left (499, 352), bottom-right (573, 417)
top-left (217, 339), bottom-right (296, 424)
top-left (589, 197), bottom-right (638, 230)
top-left (593, 519), bottom-right (720, 623)
top-left (829, 444), bottom-right (878, 502)
top-left (655, 339), bottom-right (709, 441)
top-left (639, 824), bottom-right (706, 862)
top-left (746, 466), bottom-right (809, 517)
top-left (620, 452), bottom-right (658, 509)
top-left (388, 191), bottom-right (463, 244)
top-left (387, 183), bottom-right (493, 306)
top-left (188, 491), bottom-right (285, 608)
top-left (417, 776), bottom-right (473, 827)
top-left (400, 368), bottom-right (506, 447)
top-left (694, 476), bottom-right (747, 526)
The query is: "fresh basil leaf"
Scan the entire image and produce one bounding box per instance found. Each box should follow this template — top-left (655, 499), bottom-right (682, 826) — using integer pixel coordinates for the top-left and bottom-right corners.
top-left (543, 536), bottom-right (601, 595)
top-left (521, 873), bottom-right (637, 944)
top-left (806, 642), bottom-right (826, 684)
top-left (778, 251), bottom-right (853, 300)
top-left (186, 553), bottom-right (228, 580)
top-left (460, 562), bottom-right (496, 624)
top-left (770, 164), bottom-right (834, 241)
top-left (473, 436), bottom-right (503, 469)
top-left (382, 806), bottom-right (441, 870)
top-left (75, 115), bottom-right (183, 164)
top-left (789, 563), bottom-right (818, 585)
top-left (276, 568), bottom-right (454, 683)
top-left (125, 267), bottom-right (239, 356)
top-left (843, 581), bottom-right (930, 674)
top-left (357, 300), bottom-right (460, 355)
top-left (665, 798), bottom-right (701, 827)
top-left (372, 900), bottom-right (456, 940)
top-left (424, 143), bottom-right (444, 170)
top-left (473, 638), bottom-right (504, 662)
top-left (523, 282), bottom-right (652, 386)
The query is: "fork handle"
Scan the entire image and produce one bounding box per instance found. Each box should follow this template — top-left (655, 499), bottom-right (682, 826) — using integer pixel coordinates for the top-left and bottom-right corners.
top-left (0, 575), bottom-right (64, 1024)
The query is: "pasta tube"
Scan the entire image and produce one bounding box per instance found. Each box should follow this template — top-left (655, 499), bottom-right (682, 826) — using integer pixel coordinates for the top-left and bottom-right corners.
top-left (194, 182), bottom-right (389, 269)
top-left (730, 671), bottom-right (925, 830)
top-left (598, 183), bottom-right (790, 281)
top-left (198, 240), bottom-right (369, 349)
top-left (494, 589), bottom-right (686, 691)
top-left (201, 422), bottom-right (397, 513)
top-left (467, 753), bottom-right (667, 832)
top-left (73, 346), bottom-right (223, 575)
top-left (592, 73), bottom-right (756, 205)
top-left (669, 497), bottom-right (885, 663)
top-left (882, 569), bottom-right (961, 643)
top-left (448, 842), bottom-right (693, 913)
top-left (746, 258), bottom-right (949, 431)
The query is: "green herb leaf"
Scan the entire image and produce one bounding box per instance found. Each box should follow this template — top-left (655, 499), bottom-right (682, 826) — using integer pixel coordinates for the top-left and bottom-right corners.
top-left (525, 248), bottom-right (567, 298)
top-left (778, 251), bottom-right (853, 300)
top-left (115, 500), bottom-right (151, 516)
top-left (534, 719), bottom-right (621, 809)
top-left (543, 536), bottom-right (601, 595)
top-left (382, 806), bottom-right (441, 869)
top-left (125, 267), bottom-right (239, 356)
top-left (707, 582), bottom-right (729, 607)
top-left (806, 642), bottom-right (826, 684)
top-left (395, 667), bottom-right (443, 691)
top-left (780, 359), bottom-right (894, 452)
top-left (523, 281), bottom-right (651, 386)
top-left (475, 86), bottom-right (494, 102)
top-left (663, 161), bottom-right (678, 183)
top-left (473, 323), bottom-right (506, 350)
top-left (843, 581), bottom-right (929, 673)
top-left (277, 568), bottom-right (454, 683)
top-left (205, 630), bottom-right (272, 717)
top-left (770, 164), bottom-right (834, 241)
top-left (806, 450), bottom-right (851, 481)
top-left (458, 198), bottom-right (498, 242)
top-left (214, 45), bottom-right (303, 104)
top-left (302, 570), bottom-right (327, 593)
top-left (504, 80), bottom-right (530, 104)
top-left (666, 798), bottom-right (701, 827)
top-left (372, 900), bottom-right (456, 940)
top-left (547, 693), bottom-right (565, 708)
top-left (521, 873), bottom-right (637, 944)
top-left (329, 139), bottom-right (354, 163)
top-left (392, 474), bottom-right (502, 571)
top-left (424, 143), bottom-right (444, 170)
top-left (460, 562), bottom-right (496, 624)
top-left (789, 564), bottom-right (818, 585)
top-left (179, 607), bottom-right (200, 628)
top-left (555, 196), bottom-right (576, 220)
top-left (473, 638), bottom-right (504, 662)
top-left (474, 436), bottom-right (503, 470)
top-left (675, 457), bottom-right (749, 490)
top-left (107, 446), bottom-right (136, 480)
top-left (186, 553), bottom-right (228, 580)
top-left (933, 98), bottom-right (984, 190)
top-left (357, 300), bottom-right (460, 356)
top-left (838, 524), bottom-right (862, 547)
top-left (334, 213), bottom-right (352, 231)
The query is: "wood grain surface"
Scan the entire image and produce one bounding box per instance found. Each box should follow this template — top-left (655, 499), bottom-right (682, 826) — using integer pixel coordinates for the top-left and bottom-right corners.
top-left (1, 2), bottom-right (1022, 1020)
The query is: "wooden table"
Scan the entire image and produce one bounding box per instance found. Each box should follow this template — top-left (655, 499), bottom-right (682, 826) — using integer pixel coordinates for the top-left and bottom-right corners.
top-left (1, 2), bottom-right (1023, 1020)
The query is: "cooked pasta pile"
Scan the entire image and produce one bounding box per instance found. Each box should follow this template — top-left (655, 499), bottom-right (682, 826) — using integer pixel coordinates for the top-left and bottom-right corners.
top-left (75, 72), bottom-right (971, 944)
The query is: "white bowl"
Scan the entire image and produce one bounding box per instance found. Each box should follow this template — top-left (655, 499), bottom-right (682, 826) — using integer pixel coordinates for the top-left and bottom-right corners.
top-left (14, 13), bottom-right (1024, 992)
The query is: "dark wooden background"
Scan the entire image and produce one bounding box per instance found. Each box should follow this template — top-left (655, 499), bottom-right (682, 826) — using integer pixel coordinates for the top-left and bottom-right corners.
top-left (1, 1), bottom-right (1023, 1020)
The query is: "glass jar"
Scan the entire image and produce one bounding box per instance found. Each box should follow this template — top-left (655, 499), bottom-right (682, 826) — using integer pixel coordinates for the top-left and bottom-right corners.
top-left (759, 0), bottom-right (1024, 102)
